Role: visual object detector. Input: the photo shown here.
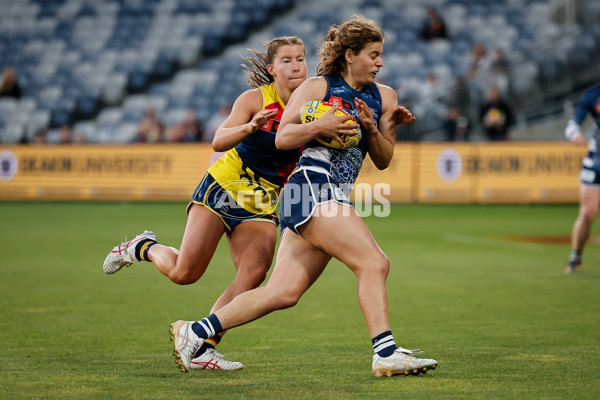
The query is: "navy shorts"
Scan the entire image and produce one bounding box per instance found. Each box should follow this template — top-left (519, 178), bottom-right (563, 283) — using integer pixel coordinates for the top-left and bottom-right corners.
top-left (279, 167), bottom-right (352, 235)
top-left (188, 173), bottom-right (278, 232)
top-left (580, 155), bottom-right (600, 186)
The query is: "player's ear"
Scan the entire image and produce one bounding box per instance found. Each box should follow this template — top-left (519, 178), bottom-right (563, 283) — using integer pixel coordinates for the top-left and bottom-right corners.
top-left (345, 49), bottom-right (355, 64)
top-left (266, 64), bottom-right (275, 77)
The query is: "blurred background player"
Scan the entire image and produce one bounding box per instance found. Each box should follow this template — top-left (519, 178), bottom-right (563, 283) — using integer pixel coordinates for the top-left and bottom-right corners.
top-left (170, 14), bottom-right (438, 377)
top-left (103, 36), bottom-right (308, 369)
top-left (564, 81), bottom-right (600, 273)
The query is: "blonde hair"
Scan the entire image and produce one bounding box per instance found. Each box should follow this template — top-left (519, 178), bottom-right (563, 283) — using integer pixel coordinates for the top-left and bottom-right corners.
top-left (242, 36), bottom-right (305, 88)
top-left (317, 14), bottom-right (384, 76)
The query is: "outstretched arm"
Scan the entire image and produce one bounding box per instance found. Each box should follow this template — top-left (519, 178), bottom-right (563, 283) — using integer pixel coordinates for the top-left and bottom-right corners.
top-left (212, 89), bottom-right (276, 152)
top-left (565, 89), bottom-right (596, 148)
top-left (364, 84), bottom-right (415, 170)
top-left (565, 119), bottom-right (587, 147)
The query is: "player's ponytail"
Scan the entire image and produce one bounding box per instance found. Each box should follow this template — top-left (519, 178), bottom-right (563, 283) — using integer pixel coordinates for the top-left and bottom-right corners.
top-left (242, 36), bottom-right (305, 88)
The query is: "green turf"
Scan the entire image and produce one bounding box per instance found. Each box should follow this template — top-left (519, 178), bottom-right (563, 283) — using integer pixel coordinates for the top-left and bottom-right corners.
top-left (1, 202), bottom-right (599, 399)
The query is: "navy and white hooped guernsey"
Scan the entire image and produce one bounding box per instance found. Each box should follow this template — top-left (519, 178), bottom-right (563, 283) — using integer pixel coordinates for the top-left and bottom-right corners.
top-left (280, 74), bottom-right (383, 234)
top-left (571, 85), bottom-right (600, 186)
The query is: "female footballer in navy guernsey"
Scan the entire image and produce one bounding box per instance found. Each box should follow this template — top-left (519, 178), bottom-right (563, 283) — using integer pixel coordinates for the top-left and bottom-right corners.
top-left (103, 37), bottom-right (307, 370)
top-left (171, 15), bottom-right (439, 377)
top-left (565, 83), bottom-right (600, 273)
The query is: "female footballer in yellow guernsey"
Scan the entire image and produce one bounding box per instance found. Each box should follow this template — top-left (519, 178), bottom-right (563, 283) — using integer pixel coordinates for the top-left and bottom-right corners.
top-left (103, 37), bottom-right (308, 370)
top-left (170, 15), bottom-right (438, 377)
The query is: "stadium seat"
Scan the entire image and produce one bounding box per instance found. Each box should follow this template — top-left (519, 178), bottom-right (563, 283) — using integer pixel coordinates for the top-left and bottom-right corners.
top-left (2, 0), bottom-right (596, 143)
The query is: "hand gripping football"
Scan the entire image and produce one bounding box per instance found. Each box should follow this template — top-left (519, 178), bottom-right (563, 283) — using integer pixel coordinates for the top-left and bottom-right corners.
top-left (300, 101), bottom-right (362, 149)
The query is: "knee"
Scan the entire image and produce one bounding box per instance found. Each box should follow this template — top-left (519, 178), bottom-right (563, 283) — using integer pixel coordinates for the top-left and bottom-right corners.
top-left (169, 266), bottom-right (203, 285)
top-left (580, 206), bottom-right (598, 222)
top-left (370, 252), bottom-right (390, 279)
top-left (169, 274), bottom-right (198, 285)
top-left (233, 263), bottom-right (269, 291)
top-left (264, 287), bottom-right (302, 310)
top-left (277, 291), bottom-right (302, 309)
top-left (249, 268), bottom-right (268, 288)
top-left (241, 266), bottom-right (269, 288)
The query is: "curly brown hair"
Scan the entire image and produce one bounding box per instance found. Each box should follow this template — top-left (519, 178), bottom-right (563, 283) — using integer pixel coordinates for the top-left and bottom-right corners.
top-left (317, 14), bottom-right (384, 76)
top-left (241, 36), bottom-right (305, 88)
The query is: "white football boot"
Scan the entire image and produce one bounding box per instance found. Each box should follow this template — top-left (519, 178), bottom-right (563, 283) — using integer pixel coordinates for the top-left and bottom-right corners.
top-left (170, 320), bottom-right (204, 373)
top-left (102, 230), bottom-right (156, 274)
top-left (190, 348), bottom-right (244, 370)
top-left (372, 347), bottom-right (438, 377)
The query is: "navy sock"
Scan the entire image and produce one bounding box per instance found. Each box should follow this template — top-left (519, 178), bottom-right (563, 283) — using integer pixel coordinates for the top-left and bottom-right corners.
top-left (191, 314), bottom-right (223, 339)
top-left (193, 334), bottom-right (222, 358)
top-left (372, 330), bottom-right (398, 357)
top-left (135, 239), bottom-right (157, 261)
top-left (569, 249), bottom-right (581, 265)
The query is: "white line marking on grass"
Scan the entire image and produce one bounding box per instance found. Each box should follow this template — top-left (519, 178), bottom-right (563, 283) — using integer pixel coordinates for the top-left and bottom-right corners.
top-left (442, 233), bottom-right (545, 251)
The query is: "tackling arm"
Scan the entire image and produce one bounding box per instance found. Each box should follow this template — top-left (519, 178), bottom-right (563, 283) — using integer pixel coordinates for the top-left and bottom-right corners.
top-left (212, 89), bottom-right (274, 152)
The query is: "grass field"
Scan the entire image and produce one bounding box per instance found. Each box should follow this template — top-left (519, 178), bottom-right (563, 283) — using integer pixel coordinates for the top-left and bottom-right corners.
top-left (1, 202), bottom-right (599, 399)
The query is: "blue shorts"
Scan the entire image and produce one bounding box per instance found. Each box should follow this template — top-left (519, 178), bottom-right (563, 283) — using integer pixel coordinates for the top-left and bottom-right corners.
top-left (580, 154), bottom-right (600, 186)
top-left (279, 167), bottom-right (352, 235)
top-left (188, 173), bottom-right (278, 233)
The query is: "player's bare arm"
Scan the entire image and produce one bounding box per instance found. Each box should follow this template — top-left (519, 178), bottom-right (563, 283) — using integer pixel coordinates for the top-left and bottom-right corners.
top-left (276, 77), bottom-right (358, 150)
top-left (212, 89), bottom-right (275, 152)
top-left (363, 84), bottom-right (404, 169)
top-left (565, 120), bottom-right (587, 147)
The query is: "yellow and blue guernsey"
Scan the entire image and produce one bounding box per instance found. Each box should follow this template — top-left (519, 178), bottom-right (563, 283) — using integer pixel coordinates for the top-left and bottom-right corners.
top-left (188, 82), bottom-right (302, 231)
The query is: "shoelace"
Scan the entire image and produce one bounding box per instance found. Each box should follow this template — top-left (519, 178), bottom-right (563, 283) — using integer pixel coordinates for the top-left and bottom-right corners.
top-left (117, 237), bottom-right (129, 254)
top-left (205, 348), bottom-right (226, 359)
top-left (396, 347), bottom-right (425, 356)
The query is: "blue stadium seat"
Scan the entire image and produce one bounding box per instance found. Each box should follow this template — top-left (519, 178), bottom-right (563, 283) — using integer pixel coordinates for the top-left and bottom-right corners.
top-left (3, 0), bottom-right (594, 143)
